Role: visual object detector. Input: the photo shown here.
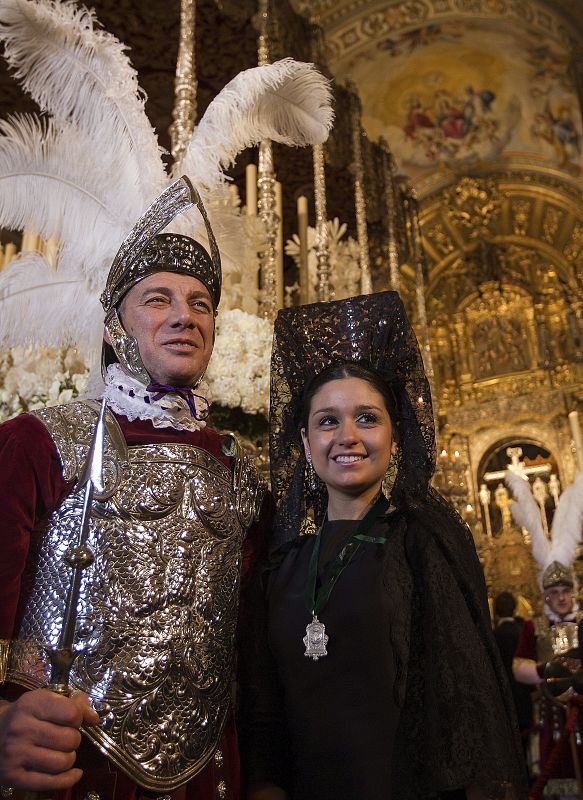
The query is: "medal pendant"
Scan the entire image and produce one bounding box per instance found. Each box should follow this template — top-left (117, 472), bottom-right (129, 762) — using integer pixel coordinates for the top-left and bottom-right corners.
top-left (303, 614), bottom-right (329, 660)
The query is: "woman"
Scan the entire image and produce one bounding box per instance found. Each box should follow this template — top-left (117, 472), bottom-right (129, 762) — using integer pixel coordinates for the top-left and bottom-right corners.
top-left (239, 292), bottom-right (526, 800)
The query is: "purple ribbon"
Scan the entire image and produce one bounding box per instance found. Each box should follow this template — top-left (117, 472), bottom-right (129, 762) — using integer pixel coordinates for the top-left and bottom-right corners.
top-left (146, 382), bottom-right (210, 421)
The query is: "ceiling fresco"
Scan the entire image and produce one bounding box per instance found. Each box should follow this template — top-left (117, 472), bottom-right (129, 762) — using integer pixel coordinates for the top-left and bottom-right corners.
top-left (287, 1), bottom-right (583, 188)
top-left (291, 0), bottom-right (583, 45)
top-left (343, 19), bottom-right (583, 180)
top-left (1, 1), bottom-right (581, 188)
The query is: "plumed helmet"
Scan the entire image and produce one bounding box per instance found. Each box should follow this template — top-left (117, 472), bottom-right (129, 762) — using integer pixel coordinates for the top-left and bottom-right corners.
top-left (542, 560), bottom-right (574, 590)
top-left (101, 176), bottom-right (221, 384)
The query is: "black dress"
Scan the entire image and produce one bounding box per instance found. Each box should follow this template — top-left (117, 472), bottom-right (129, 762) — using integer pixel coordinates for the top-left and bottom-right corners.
top-left (239, 498), bottom-right (528, 800)
top-left (268, 518), bottom-right (400, 800)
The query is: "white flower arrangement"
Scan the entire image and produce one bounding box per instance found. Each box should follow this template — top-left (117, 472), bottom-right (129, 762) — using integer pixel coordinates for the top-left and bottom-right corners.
top-left (285, 217), bottom-right (361, 302)
top-left (205, 188), bottom-right (267, 316)
top-left (0, 346), bottom-right (89, 423)
top-left (206, 308), bottom-right (272, 417)
top-left (0, 293), bottom-right (274, 422)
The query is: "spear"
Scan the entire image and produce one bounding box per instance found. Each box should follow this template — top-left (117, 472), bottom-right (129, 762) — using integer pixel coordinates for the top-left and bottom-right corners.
top-left (47, 397), bottom-right (107, 695)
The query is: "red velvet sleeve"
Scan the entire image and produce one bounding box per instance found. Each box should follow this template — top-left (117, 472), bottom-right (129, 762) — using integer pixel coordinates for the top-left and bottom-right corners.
top-left (514, 618), bottom-right (537, 662)
top-left (0, 413), bottom-right (71, 638)
top-left (240, 491), bottom-right (273, 595)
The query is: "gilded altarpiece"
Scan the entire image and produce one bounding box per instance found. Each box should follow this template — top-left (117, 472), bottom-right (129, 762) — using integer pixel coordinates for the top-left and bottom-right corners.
top-left (420, 172), bottom-right (583, 600)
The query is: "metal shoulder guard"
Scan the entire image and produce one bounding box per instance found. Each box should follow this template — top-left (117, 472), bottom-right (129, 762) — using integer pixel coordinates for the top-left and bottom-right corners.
top-left (220, 431), bottom-right (265, 528)
top-left (7, 401), bottom-right (263, 792)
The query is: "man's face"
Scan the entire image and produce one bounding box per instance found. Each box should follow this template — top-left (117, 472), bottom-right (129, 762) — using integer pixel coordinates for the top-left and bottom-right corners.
top-left (545, 584), bottom-right (574, 617)
top-left (117, 272), bottom-right (214, 387)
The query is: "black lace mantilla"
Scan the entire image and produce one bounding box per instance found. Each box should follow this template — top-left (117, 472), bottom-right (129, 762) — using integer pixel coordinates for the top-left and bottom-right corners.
top-left (269, 291), bottom-right (436, 545)
top-left (263, 291), bottom-right (527, 798)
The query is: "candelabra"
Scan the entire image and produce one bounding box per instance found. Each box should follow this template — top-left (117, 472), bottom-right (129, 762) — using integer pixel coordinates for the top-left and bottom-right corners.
top-left (380, 137), bottom-right (400, 293)
top-left (347, 82), bottom-right (371, 295)
top-left (169, 0), bottom-right (197, 163)
top-left (312, 143), bottom-right (333, 301)
top-left (254, 0), bottom-right (279, 321)
top-left (434, 448), bottom-right (470, 517)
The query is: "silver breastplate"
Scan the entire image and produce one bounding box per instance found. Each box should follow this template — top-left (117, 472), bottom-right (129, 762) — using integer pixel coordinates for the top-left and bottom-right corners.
top-left (6, 402), bottom-right (264, 792)
top-left (535, 613), bottom-right (583, 660)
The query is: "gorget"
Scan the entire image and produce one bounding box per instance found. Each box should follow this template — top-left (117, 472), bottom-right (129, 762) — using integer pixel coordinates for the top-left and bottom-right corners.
top-left (6, 401), bottom-right (264, 791)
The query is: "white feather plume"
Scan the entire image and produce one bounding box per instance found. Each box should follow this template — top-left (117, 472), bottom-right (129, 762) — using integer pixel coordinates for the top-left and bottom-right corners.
top-left (171, 183), bottom-right (246, 284)
top-left (0, 254), bottom-right (103, 353)
top-left (549, 470), bottom-right (583, 569)
top-left (0, 0), bottom-right (334, 362)
top-left (0, 0), bottom-right (166, 203)
top-left (504, 470), bottom-right (550, 569)
top-left (175, 59), bottom-right (334, 190)
top-left (0, 114), bottom-right (136, 270)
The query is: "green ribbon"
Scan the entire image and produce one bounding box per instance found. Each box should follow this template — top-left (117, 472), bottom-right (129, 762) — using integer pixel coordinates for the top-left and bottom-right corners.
top-left (304, 494), bottom-right (389, 617)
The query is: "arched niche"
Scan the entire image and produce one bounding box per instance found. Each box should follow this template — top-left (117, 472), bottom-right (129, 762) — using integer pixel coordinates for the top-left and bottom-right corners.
top-left (477, 438), bottom-right (559, 538)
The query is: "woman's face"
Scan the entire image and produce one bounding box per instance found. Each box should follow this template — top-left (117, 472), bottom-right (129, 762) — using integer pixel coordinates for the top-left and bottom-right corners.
top-left (301, 376), bottom-right (397, 505)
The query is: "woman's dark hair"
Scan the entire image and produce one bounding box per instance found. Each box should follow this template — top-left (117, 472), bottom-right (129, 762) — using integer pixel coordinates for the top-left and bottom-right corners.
top-left (299, 361), bottom-right (400, 439)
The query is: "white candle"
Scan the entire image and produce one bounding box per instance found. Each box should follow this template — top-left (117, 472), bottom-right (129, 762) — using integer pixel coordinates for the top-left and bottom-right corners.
top-left (297, 195), bottom-right (309, 304)
top-left (2, 242), bottom-right (16, 269)
top-left (568, 410), bottom-right (583, 470)
top-left (275, 181), bottom-right (284, 309)
top-left (44, 236), bottom-right (60, 269)
top-left (21, 229), bottom-right (39, 253)
top-left (246, 164), bottom-right (257, 217)
top-left (228, 183), bottom-right (240, 206)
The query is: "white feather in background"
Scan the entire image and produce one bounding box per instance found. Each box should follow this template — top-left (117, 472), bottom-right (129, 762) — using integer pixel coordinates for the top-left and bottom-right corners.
top-left (505, 470), bottom-right (550, 571)
top-left (0, 114), bottom-right (132, 266)
top-left (0, 0), bottom-right (166, 204)
top-left (173, 59), bottom-right (333, 280)
top-left (505, 469), bottom-right (583, 585)
top-left (0, 254), bottom-right (104, 352)
top-left (176, 58), bottom-right (334, 191)
top-left (0, 0), bottom-right (334, 370)
top-left (549, 470), bottom-right (583, 572)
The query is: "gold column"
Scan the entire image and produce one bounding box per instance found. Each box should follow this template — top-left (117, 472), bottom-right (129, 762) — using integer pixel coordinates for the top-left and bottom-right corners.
top-left (310, 34), bottom-right (332, 302)
top-left (312, 143), bottom-right (332, 301)
top-left (524, 306), bottom-right (540, 369)
top-left (453, 313), bottom-right (471, 379)
top-left (2, 242), bottom-right (16, 269)
top-left (380, 137), bottom-right (400, 293)
top-left (347, 82), bottom-right (371, 295)
top-left (255, 0), bottom-right (279, 321)
top-left (169, 0), bottom-right (197, 163)
top-left (568, 410), bottom-right (583, 470)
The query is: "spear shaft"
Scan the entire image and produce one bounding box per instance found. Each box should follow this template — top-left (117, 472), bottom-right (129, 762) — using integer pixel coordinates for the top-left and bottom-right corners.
top-left (47, 398), bottom-right (107, 695)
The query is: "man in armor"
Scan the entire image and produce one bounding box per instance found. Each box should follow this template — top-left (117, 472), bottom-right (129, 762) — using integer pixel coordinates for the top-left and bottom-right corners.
top-left (506, 468), bottom-right (583, 795)
top-left (513, 561), bottom-right (583, 794)
top-left (0, 178), bottom-right (267, 799)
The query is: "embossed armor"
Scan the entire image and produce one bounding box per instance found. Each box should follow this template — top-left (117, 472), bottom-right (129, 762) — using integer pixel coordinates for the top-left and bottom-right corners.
top-left (6, 402), bottom-right (263, 792)
top-left (534, 613), bottom-right (583, 662)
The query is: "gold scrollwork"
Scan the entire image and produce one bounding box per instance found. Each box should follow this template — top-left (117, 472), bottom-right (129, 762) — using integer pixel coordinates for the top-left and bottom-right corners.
top-left (444, 176), bottom-right (502, 237)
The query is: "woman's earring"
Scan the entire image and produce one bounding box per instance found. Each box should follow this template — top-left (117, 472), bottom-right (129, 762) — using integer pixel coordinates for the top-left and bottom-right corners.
top-left (305, 453), bottom-right (317, 492)
top-left (382, 446), bottom-right (399, 497)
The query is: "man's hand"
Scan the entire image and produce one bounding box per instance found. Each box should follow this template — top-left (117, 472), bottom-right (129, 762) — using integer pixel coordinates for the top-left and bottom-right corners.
top-left (0, 689), bottom-right (99, 791)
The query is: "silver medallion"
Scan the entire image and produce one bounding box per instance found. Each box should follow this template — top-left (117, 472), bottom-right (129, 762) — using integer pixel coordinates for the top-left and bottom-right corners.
top-left (303, 614), bottom-right (329, 660)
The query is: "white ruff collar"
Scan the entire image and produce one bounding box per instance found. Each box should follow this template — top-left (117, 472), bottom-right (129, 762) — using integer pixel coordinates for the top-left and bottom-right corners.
top-left (102, 364), bottom-right (211, 432)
